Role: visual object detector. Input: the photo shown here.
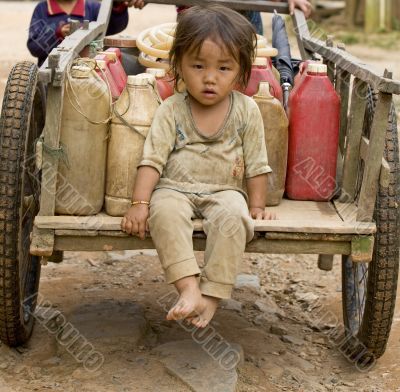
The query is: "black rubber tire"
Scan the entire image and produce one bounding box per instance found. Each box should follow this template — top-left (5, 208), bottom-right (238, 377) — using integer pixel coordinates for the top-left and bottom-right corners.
top-left (0, 61), bottom-right (45, 346)
top-left (342, 88), bottom-right (399, 362)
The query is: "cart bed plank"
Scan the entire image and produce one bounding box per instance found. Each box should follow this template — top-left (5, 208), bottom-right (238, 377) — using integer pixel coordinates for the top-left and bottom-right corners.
top-left (35, 200), bottom-right (376, 235)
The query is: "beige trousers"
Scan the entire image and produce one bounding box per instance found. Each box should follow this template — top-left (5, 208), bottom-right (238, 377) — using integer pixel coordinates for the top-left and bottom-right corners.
top-left (148, 188), bottom-right (254, 299)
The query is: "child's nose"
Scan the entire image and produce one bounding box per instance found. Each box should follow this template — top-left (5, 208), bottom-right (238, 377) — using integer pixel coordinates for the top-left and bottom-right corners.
top-left (204, 70), bottom-right (217, 84)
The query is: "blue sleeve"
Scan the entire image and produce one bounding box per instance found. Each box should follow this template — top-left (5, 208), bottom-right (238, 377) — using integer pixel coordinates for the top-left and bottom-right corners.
top-left (27, 4), bottom-right (62, 61)
top-left (91, 1), bottom-right (129, 35)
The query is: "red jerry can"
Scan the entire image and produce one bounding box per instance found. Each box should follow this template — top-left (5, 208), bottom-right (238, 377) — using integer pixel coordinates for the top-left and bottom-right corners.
top-left (242, 57), bottom-right (283, 102)
top-left (146, 68), bottom-right (174, 101)
top-left (100, 48), bottom-right (128, 93)
top-left (95, 55), bottom-right (121, 100)
top-left (285, 63), bottom-right (340, 201)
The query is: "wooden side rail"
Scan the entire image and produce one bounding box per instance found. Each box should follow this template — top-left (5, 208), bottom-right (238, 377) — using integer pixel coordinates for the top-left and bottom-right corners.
top-left (299, 36), bottom-right (400, 94)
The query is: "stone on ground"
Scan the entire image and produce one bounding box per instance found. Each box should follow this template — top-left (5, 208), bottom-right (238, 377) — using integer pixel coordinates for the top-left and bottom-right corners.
top-left (153, 339), bottom-right (243, 392)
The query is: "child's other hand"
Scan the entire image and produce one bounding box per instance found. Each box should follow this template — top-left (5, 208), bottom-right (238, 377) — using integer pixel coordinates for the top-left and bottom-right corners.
top-left (250, 207), bottom-right (276, 220)
top-left (124, 0), bottom-right (145, 9)
top-left (60, 23), bottom-right (71, 38)
top-left (289, 0), bottom-right (312, 17)
top-left (121, 204), bottom-right (149, 239)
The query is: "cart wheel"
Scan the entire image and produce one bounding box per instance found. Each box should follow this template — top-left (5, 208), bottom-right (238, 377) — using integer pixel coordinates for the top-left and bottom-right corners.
top-left (0, 62), bottom-right (45, 346)
top-left (342, 88), bottom-right (399, 362)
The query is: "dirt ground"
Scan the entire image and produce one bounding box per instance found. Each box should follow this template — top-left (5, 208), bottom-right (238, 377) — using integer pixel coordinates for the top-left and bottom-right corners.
top-left (0, 2), bottom-right (400, 391)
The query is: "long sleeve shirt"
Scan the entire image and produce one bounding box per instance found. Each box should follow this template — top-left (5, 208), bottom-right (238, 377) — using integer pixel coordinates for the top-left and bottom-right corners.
top-left (27, 0), bottom-right (129, 66)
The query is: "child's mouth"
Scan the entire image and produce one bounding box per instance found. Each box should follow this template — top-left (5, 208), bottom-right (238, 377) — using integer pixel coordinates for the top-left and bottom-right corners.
top-left (202, 89), bottom-right (217, 97)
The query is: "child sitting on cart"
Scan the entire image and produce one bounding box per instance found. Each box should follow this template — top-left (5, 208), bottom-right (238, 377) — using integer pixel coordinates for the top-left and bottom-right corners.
top-left (122, 4), bottom-right (275, 328)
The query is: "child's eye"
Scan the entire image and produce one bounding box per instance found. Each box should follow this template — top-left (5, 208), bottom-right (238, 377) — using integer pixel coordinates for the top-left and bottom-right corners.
top-left (193, 64), bottom-right (203, 69)
top-left (220, 66), bottom-right (231, 71)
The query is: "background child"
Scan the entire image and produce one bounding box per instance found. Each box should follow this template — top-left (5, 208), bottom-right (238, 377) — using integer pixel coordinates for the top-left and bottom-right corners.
top-left (27, 0), bottom-right (145, 66)
top-left (122, 4), bottom-right (274, 328)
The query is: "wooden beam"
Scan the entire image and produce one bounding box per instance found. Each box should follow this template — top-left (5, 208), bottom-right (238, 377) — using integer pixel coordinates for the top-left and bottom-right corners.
top-left (292, 8), bottom-right (312, 60)
top-left (54, 235), bottom-right (351, 255)
top-left (357, 92), bottom-right (392, 221)
top-left (39, 22), bottom-right (107, 84)
top-left (359, 136), bottom-right (391, 188)
top-left (351, 235), bottom-right (374, 262)
top-left (323, 35), bottom-right (335, 83)
top-left (34, 215), bottom-right (376, 234)
top-left (337, 67), bottom-right (351, 155)
top-left (301, 37), bottom-right (400, 94)
top-left (340, 79), bottom-right (368, 201)
top-left (145, 0), bottom-right (290, 13)
top-left (96, 0), bottom-right (113, 38)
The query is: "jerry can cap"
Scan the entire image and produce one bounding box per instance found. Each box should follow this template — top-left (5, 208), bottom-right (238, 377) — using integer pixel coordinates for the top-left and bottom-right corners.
top-left (253, 57), bottom-right (267, 67)
top-left (146, 68), bottom-right (166, 78)
top-left (127, 73), bottom-right (156, 86)
top-left (95, 59), bottom-right (108, 70)
top-left (307, 63), bottom-right (327, 74)
top-left (99, 51), bottom-right (117, 62)
top-left (253, 81), bottom-right (274, 99)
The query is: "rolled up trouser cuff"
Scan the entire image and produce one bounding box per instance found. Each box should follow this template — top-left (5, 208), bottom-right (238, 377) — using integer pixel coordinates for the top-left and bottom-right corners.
top-left (200, 277), bottom-right (233, 299)
top-left (165, 257), bottom-right (201, 284)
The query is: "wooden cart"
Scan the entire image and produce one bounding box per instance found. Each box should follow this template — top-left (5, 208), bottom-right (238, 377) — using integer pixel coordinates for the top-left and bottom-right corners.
top-left (0, 0), bottom-right (398, 366)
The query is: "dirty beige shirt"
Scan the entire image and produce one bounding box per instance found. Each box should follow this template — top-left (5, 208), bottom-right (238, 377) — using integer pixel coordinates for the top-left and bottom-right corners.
top-left (140, 91), bottom-right (272, 198)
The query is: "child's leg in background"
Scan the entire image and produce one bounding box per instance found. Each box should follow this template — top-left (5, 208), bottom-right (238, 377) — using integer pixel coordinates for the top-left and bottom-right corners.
top-left (148, 188), bottom-right (202, 320)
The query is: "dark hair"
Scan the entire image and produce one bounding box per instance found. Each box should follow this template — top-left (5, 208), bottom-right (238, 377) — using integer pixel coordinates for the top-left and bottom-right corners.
top-left (170, 4), bottom-right (257, 89)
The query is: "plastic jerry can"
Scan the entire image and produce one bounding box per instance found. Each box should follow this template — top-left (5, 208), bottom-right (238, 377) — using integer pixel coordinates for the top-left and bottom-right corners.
top-left (253, 82), bottom-right (289, 206)
top-left (95, 55), bottom-right (120, 99)
top-left (55, 60), bottom-right (111, 215)
top-left (145, 67), bottom-right (174, 100)
top-left (243, 57), bottom-right (283, 102)
top-left (105, 74), bottom-right (161, 216)
top-left (99, 49), bottom-right (127, 93)
top-left (286, 63), bottom-right (340, 201)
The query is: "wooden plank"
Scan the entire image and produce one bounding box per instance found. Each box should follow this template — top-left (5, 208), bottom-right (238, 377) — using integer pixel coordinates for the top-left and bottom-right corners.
top-left (54, 229), bottom-right (353, 242)
top-left (351, 235), bottom-right (374, 262)
top-left (96, 0), bottom-right (113, 38)
top-left (340, 79), bottom-right (368, 201)
top-left (323, 36), bottom-right (335, 83)
top-left (359, 136), bottom-right (391, 188)
top-left (291, 9), bottom-right (312, 60)
top-left (357, 92), bottom-right (392, 221)
top-left (38, 85), bottom-right (64, 217)
top-left (30, 227), bottom-right (55, 257)
top-left (264, 232), bottom-right (353, 241)
top-left (54, 235), bottom-right (351, 255)
top-left (301, 37), bottom-right (400, 94)
top-left (333, 200), bottom-right (359, 222)
top-left (35, 214), bottom-right (376, 234)
top-left (146, 0), bottom-right (290, 13)
top-left (337, 68), bottom-right (351, 155)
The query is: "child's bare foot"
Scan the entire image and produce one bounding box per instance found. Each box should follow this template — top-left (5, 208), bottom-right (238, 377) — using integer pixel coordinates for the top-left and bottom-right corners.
top-left (166, 276), bottom-right (202, 321)
top-left (189, 295), bottom-right (220, 328)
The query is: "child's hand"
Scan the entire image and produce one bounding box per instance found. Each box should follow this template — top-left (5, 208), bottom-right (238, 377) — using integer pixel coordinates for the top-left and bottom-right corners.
top-left (289, 0), bottom-right (312, 17)
top-left (60, 23), bottom-right (71, 38)
top-left (249, 207), bottom-right (276, 220)
top-left (121, 204), bottom-right (149, 239)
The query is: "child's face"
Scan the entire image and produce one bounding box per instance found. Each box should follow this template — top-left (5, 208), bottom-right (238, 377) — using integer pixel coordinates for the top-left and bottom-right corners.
top-left (179, 39), bottom-right (240, 107)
